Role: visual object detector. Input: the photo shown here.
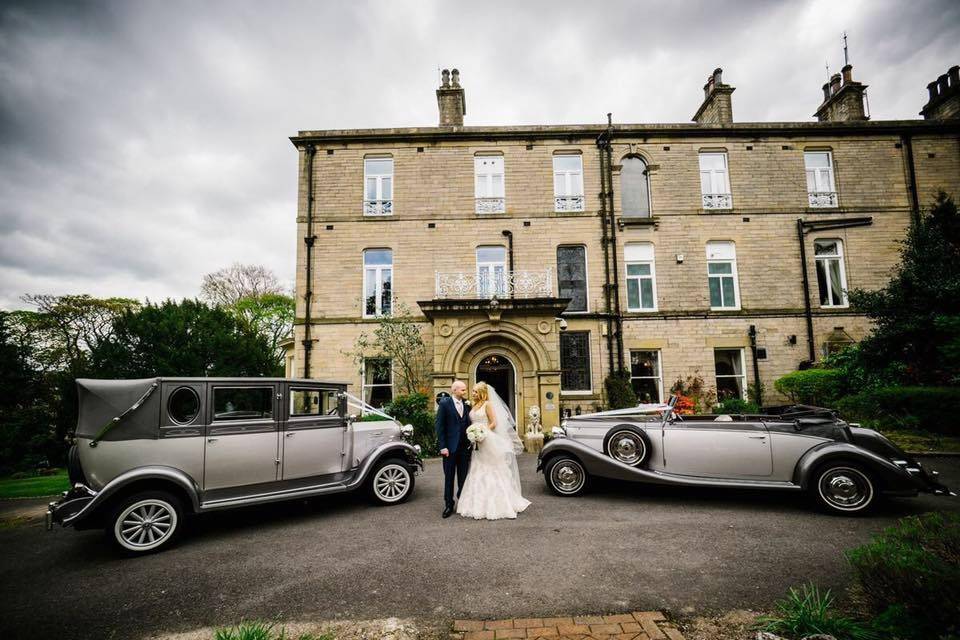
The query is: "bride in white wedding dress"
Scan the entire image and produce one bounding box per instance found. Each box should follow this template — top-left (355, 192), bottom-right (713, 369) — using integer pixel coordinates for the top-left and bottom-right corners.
top-left (456, 382), bottom-right (531, 520)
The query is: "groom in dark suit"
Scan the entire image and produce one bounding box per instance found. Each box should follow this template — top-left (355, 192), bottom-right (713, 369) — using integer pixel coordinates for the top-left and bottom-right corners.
top-left (435, 380), bottom-right (472, 518)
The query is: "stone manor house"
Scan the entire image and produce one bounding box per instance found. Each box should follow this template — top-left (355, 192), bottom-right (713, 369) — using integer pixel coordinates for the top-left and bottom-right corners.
top-left (287, 63), bottom-right (960, 436)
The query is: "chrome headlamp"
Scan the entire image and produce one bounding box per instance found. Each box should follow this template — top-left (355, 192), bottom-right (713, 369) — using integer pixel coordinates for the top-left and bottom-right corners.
top-left (551, 425), bottom-right (567, 438)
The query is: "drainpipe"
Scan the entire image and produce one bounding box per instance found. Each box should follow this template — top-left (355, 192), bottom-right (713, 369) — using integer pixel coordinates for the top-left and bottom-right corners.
top-left (595, 114), bottom-right (625, 375)
top-left (596, 126), bottom-right (614, 376)
top-left (604, 117), bottom-right (625, 373)
top-left (501, 229), bottom-right (514, 298)
top-left (748, 325), bottom-right (763, 406)
top-left (902, 134), bottom-right (921, 225)
top-left (302, 144), bottom-right (317, 378)
top-left (796, 219), bottom-right (816, 364)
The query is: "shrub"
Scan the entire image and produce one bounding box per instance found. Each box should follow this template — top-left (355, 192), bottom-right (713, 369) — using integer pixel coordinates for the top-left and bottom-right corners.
top-left (846, 512), bottom-right (960, 638)
top-left (383, 393), bottom-right (438, 457)
top-left (755, 582), bottom-right (877, 640)
top-left (604, 371), bottom-right (637, 409)
top-left (670, 373), bottom-right (716, 414)
top-left (713, 398), bottom-right (760, 414)
top-left (774, 368), bottom-right (847, 406)
top-left (836, 386), bottom-right (960, 436)
top-left (213, 620), bottom-right (332, 640)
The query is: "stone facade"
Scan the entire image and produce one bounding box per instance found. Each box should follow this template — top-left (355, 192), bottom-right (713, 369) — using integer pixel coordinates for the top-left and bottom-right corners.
top-left (288, 65), bottom-right (960, 439)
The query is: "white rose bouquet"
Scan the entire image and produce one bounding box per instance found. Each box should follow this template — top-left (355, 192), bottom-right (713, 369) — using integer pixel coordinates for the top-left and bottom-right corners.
top-left (465, 423), bottom-right (488, 450)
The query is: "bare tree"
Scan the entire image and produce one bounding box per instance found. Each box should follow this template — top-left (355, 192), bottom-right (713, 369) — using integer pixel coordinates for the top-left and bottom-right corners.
top-left (200, 263), bottom-right (286, 307)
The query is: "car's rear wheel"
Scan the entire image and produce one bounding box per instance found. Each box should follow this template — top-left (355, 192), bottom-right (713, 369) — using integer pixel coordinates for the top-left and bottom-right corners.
top-left (108, 490), bottom-right (183, 554)
top-left (811, 463), bottom-right (876, 515)
top-left (368, 458), bottom-right (415, 505)
top-left (544, 455), bottom-right (589, 496)
top-left (604, 427), bottom-right (650, 467)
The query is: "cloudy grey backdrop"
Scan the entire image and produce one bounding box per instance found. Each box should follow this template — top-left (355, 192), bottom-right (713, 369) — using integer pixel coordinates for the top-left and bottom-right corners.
top-left (1, 0), bottom-right (958, 310)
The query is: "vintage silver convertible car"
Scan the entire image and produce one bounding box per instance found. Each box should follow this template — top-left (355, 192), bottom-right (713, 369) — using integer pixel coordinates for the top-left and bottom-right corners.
top-left (47, 377), bottom-right (422, 554)
top-left (538, 399), bottom-right (953, 515)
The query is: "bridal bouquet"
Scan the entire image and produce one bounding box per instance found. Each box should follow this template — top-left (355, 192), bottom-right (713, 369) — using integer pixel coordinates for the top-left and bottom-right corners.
top-left (465, 424), bottom-right (488, 449)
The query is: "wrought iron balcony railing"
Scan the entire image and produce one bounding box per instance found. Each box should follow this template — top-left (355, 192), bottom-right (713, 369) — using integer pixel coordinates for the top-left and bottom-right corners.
top-left (702, 193), bottom-right (733, 209)
top-left (555, 195), bottom-right (585, 212)
top-left (808, 191), bottom-right (839, 208)
top-left (475, 197), bottom-right (506, 214)
top-left (435, 269), bottom-right (553, 299)
top-left (363, 199), bottom-right (393, 215)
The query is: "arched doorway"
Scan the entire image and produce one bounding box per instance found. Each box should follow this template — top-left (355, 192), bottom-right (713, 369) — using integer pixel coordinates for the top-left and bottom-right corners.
top-left (475, 353), bottom-right (516, 417)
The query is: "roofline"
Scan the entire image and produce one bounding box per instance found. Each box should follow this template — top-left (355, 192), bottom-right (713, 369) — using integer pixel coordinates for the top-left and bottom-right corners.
top-left (78, 376), bottom-right (349, 385)
top-left (290, 119), bottom-right (960, 147)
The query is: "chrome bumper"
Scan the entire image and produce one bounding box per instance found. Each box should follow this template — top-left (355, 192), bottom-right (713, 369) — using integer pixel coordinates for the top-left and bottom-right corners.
top-left (46, 484), bottom-right (98, 531)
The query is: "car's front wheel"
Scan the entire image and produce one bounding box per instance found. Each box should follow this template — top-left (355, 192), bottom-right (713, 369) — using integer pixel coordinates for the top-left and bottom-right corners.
top-left (108, 490), bottom-right (183, 554)
top-left (811, 462), bottom-right (876, 515)
top-left (368, 458), bottom-right (415, 505)
top-left (544, 455), bottom-right (589, 496)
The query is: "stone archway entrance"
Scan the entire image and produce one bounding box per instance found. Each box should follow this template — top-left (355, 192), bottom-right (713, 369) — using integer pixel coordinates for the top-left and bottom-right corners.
top-left (475, 353), bottom-right (516, 417)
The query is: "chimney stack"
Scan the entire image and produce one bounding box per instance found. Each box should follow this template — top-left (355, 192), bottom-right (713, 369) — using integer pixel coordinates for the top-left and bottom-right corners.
top-left (692, 67), bottom-right (735, 125)
top-left (814, 64), bottom-right (868, 122)
top-left (436, 67), bottom-right (466, 127)
top-left (920, 65), bottom-right (960, 120)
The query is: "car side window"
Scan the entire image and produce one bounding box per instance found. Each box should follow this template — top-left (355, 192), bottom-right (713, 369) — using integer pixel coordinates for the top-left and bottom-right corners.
top-left (290, 388), bottom-right (340, 417)
top-left (213, 387), bottom-right (273, 421)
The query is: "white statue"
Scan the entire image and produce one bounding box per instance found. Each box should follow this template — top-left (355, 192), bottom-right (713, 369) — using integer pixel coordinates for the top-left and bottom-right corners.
top-left (524, 404), bottom-right (544, 453)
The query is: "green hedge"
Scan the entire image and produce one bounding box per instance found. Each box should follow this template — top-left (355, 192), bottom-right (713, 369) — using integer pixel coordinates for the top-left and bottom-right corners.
top-left (713, 398), bottom-right (760, 414)
top-left (847, 512), bottom-right (960, 639)
top-left (773, 368), bottom-right (847, 406)
top-left (604, 371), bottom-right (637, 409)
top-left (836, 386), bottom-right (960, 436)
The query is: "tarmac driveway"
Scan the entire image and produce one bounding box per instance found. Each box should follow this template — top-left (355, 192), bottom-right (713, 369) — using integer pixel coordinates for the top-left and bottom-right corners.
top-left (1, 454), bottom-right (958, 640)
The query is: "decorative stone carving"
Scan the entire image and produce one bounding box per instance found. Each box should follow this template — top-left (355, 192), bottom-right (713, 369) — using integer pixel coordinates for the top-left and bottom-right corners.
top-left (524, 404), bottom-right (544, 453)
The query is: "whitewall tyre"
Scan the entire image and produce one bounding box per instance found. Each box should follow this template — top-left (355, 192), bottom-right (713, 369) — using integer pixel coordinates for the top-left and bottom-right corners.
top-left (108, 491), bottom-right (183, 554)
top-left (604, 427), bottom-right (650, 467)
top-left (812, 463), bottom-right (876, 515)
top-left (544, 456), bottom-right (589, 497)
top-left (368, 458), bottom-right (414, 505)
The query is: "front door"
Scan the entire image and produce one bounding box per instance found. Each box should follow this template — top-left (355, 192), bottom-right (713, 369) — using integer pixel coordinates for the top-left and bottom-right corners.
top-left (662, 419), bottom-right (772, 478)
top-left (204, 384), bottom-right (280, 490)
top-left (281, 386), bottom-right (346, 480)
top-left (475, 353), bottom-right (515, 417)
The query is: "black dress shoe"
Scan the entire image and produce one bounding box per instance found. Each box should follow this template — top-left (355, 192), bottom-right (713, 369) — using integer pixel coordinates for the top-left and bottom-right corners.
top-left (442, 506), bottom-right (454, 518)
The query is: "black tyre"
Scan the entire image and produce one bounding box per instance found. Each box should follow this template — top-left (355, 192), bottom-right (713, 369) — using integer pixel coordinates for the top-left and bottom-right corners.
top-left (603, 425), bottom-right (651, 467)
top-left (107, 490), bottom-right (183, 554)
top-left (811, 462), bottom-right (876, 515)
top-left (367, 457), bottom-right (415, 505)
top-left (544, 455), bottom-right (590, 496)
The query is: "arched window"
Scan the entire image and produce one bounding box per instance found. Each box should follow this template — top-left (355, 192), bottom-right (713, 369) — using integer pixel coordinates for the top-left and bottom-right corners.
top-left (620, 156), bottom-right (651, 217)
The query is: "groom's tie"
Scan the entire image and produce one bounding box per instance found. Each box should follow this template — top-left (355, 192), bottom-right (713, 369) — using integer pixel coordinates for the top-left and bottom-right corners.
top-left (455, 398), bottom-right (463, 417)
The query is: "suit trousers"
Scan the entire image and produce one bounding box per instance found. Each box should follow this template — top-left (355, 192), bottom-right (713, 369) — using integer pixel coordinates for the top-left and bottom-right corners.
top-left (442, 445), bottom-right (472, 508)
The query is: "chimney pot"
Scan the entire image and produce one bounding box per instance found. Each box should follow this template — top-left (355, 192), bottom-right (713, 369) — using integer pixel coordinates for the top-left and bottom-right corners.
top-left (441, 69), bottom-right (450, 88)
top-left (928, 80), bottom-right (940, 101)
top-left (830, 73), bottom-right (842, 95)
top-left (950, 65), bottom-right (960, 87)
top-left (436, 67), bottom-right (465, 126)
top-left (841, 64), bottom-right (853, 85)
top-left (939, 73), bottom-right (950, 94)
top-left (451, 68), bottom-right (460, 87)
top-left (713, 67), bottom-right (723, 85)
top-left (822, 82), bottom-right (831, 102)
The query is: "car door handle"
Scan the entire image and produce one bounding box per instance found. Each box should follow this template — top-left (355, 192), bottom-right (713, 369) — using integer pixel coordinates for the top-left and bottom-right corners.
top-left (285, 432), bottom-right (296, 438)
top-left (207, 438), bottom-right (218, 443)
top-left (747, 435), bottom-right (767, 439)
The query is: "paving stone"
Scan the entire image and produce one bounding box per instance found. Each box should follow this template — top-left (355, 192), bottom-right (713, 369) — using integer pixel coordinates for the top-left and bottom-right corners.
top-left (513, 618), bottom-right (545, 629)
top-left (455, 620), bottom-right (485, 632)
top-left (495, 630), bottom-right (527, 639)
top-left (485, 619), bottom-right (515, 630)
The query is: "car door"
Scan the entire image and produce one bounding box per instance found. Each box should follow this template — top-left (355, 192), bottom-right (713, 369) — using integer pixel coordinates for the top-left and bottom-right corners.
top-left (281, 385), bottom-right (346, 480)
top-left (203, 383), bottom-right (280, 490)
top-left (661, 417), bottom-right (773, 478)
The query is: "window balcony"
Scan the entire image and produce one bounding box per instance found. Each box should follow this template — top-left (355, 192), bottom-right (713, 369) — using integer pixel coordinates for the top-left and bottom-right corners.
top-left (702, 193), bottom-right (733, 209)
top-left (435, 269), bottom-right (553, 299)
top-left (475, 197), bottom-right (506, 214)
top-left (555, 195), bottom-right (585, 212)
top-left (808, 191), bottom-right (839, 208)
top-left (363, 199), bottom-right (393, 216)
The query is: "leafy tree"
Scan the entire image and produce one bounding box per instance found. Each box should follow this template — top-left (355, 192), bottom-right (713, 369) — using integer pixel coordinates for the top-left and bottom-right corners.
top-left (230, 293), bottom-right (294, 370)
top-left (90, 299), bottom-right (280, 378)
top-left (848, 192), bottom-right (960, 386)
top-left (200, 263), bottom-right (286, 307)
top-left (0, 312), bottom-right (58, 473)
top-left (343, 301), bottom-right (429, 395)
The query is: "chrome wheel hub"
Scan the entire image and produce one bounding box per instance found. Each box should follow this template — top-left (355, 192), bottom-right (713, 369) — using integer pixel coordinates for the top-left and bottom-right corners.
top-left (374, 465), bottom-right (410, 502)
top-left (819, 467), bottom-right (872, 510)
top-left (609, 431), bottom-right (645, 465)
top-left (115, 499), bottom-right (176, 551)
top-left (551, 460), bottom-right (584, 493)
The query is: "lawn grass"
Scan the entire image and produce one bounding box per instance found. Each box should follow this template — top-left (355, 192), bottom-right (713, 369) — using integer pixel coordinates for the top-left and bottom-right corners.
top-left (0, 470), bottom-right (70, 499)
top-left (879, 429), bottom-right (960, 454)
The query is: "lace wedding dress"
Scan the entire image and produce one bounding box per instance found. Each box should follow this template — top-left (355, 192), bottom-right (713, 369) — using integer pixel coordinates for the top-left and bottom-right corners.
top-left (456, 392), bottom-right (531, 520)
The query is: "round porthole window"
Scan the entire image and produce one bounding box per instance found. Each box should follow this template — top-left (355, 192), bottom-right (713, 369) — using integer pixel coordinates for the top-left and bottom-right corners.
top-left (168, 387), bottom-right (200, 425)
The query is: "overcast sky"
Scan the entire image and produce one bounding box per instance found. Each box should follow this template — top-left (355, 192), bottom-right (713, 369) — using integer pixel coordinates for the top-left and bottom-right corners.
top-left (1, 0), bottom-right (958, 311)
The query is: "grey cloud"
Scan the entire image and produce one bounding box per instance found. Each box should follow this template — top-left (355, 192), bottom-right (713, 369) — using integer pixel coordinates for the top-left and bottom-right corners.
top-left (1, 0), bottom-right (958, 310)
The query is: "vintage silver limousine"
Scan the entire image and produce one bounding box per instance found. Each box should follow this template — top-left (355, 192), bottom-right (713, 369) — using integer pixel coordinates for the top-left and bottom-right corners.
top-left (47, 377), bottom-right (422, 554)
top-left (538, 398), bottom-right (953, 515)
